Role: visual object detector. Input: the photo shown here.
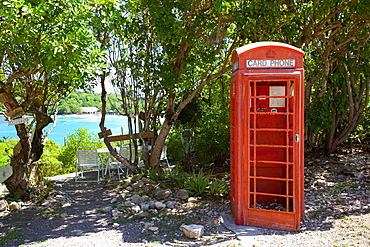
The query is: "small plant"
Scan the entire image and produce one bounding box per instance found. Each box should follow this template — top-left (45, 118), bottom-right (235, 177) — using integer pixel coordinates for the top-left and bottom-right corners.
top-left (184, 169), bottom-right (211, 196)
top-left (7, 192), bottom-right (21, 202)
top-left (208, 180), bottom-right (229, 196)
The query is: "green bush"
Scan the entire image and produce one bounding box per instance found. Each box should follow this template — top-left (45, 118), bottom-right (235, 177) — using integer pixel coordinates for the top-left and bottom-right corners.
top-left (0, 137), bottom-right (18, 166)
top-left (34, 140), bottom-right (63, 178)
top-left (58, 128), bottom-right (104, 174)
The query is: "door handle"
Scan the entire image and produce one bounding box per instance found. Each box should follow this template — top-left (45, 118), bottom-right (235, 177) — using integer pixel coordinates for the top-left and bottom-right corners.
top-left (295, 134), bottom-right (300, 142)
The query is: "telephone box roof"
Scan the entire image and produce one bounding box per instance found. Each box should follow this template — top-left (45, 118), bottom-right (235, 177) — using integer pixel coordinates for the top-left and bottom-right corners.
top-left (235, 42), bottom-right (304, 56)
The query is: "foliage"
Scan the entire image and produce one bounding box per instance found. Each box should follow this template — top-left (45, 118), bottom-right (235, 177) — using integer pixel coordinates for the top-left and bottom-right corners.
top-left (0, 138), bottom-right (18, 166)
top-left (143, 167), bottom-right (228, 197)
top-left (170, 75), bottom-right (230, 170)
top-left (184, 170), bottom-right (211, 196)
top-left (0, 229), bottom-right (22, 245)
top-left (57, 91), bottom-right (121, 114)
top-left (32, 140), bottom-right (63, 179)
top-left (58, 128), bottom-right (104, 174)
top-left (0, 0), bottom-right (103, 199)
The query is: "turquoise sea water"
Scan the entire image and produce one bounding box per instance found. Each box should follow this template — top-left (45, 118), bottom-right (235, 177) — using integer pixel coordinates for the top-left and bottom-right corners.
top-left (0, 115), bottom-right (131, 145)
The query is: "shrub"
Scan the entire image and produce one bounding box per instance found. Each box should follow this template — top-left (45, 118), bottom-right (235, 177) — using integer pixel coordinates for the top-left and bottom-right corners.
top-left (0, 137), bottom-right (18, 167)
top-left (33, 140), bottom-right (63, 179)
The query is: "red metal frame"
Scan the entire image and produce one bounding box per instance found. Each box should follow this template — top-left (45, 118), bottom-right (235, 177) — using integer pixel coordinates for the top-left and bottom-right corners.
top-left (230, 42), bottom-right (304, 231)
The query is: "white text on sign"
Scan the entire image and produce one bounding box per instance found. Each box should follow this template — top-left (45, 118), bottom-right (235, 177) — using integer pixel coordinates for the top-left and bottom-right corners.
top-left (246, 59), bottom-right (295, 68)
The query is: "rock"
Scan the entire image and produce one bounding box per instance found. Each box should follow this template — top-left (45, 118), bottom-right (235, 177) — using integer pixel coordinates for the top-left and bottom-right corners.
top-left (110, 197), bottom-right (118, 204)
top-left (148, 226), bottom-right (159, 232)
top-left (141, 195), bottom-right (149, 202)
top-left (131, 205), bottom-right (141, 213)
top-left (98, 206), bottom-right (112, 213)
top-left (71, 230), bottom-right (84, 235)
top-left (130, 194), bottom-right (143, 204)
top-left (9, 202), bottom-right (21, 211)
top-left (124, 201), bottom-right (135, 207)
top-left (316, 179), bottom-right (326, 186)
top-left (148, 209), bottom-right (158, 214)
top-left (135, 180), bottom-right (145, 188)
top-left (0, 200), bottom-right (8, 211)
top-left (131, 174), bottom-right (143, 183)
top-left (141, 177), bottom-right (154, 184)
top-left (112, 223), bottom-right (120, 228)
top-left (121, 181), bottom-right (132, 189)
top-left (140, 202), bottom-right (150, 210)
top-left (112, 209), bottom-right (124, 217)
top-left (188, 197), bottom-right (198, 203)
top-left (60, 213), bottom-right (68, 217)
top-left (62, 203), bottom-right (72, 208)
top-left (144, 222), bottom-right (154, 229)
top-left (166, 201), bottom-right (176, 209)
top-left (152, 188), bottom-right (172, 200)
top-left (154, 201), bottom-right (166, 209)
top-left (173, 189), bottom-right (189, 200)
top-left (180, 224), bottom-right (204, 239)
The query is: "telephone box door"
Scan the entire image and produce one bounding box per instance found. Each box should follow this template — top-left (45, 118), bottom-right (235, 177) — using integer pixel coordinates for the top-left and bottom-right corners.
top-left (244, 73), bottom-right (303, 231)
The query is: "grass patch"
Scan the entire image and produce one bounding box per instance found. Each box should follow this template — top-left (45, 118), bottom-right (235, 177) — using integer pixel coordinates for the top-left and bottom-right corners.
top-left (0, 229), bottom-right (22, 244)
top-left (111, 215), bottom-right (140, 225)
top-left (331, 182), bottom-right (362, 190)
top-left (39, 209), bottom-right (62, 217)
top-left (309, 209), bottom-right (328, 219)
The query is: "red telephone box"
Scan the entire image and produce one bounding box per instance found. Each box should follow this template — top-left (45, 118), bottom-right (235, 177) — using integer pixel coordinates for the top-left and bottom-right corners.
top-left (230, 42), bottom-right (304, 231)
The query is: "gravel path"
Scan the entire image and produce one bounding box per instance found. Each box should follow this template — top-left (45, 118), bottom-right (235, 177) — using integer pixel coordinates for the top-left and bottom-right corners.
top-left (0, 150), bottom-right (369, 247)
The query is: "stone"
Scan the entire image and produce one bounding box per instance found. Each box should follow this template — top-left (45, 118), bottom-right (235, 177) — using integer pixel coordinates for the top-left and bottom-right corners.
top-left (131, 205), bottom-right (141, 213)
top-left (71, 230), bottom-right (84, 235)
top-left (112, 223), bottom-right (120, 228)
top-left (166, 201), bottom-right (176, 209)
top-left (140, 203), bottom-right (150, 211)
top-left (131, 174), bottom-right (143, 183)
top-left (173, 189), bottom-right (189, 200)
top-left (180, 224), bottom-right (204, 239)
top-left (141, 177), bottom-right (154, 184)
top-left (98, 206), bottom-right (112, 213)
top-left (188, 197), bottom-right (198, 203)
top-left (154, 201), bottom-right (166, 210)
top-left (141, 195), bottom-right (149, 202)
top-left (130, 194), bottom-right (143, 204)
top-left (112, 209), bottom-right (124, 217)
top-left (9, 202), bottom-right (21, 211)
top-left (124, 201), bottom-right (135, 207)
top-left (148, 209), bottom-right (158, 214)
top-left (110, 197), bottom-right (118, 204)
top-left (148, 226), bottom-right (159, 232)
top-left (152, 188), bottom-right (172, 200)
top-left (135, 180), bottom-right (145, 188)
top-left (0, 200), bottom-right (8, 211)
top-left (144, 222), bottom-right (154, 229)
top-left (60, 213), bottom-right (68, 217)
top-left (316, 179), bottom-right (326, 186)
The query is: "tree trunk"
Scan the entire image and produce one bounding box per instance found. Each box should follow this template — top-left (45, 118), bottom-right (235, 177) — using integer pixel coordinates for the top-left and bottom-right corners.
top-left (4, 125), bottom-right (32, 201)
top-left (4, 110), bottom-right (52, 200)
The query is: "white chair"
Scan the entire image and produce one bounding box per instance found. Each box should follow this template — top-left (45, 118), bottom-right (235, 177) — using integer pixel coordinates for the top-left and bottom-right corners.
top-left (107, 145), bottom-right (134, 180)
top-left (76, 147), bottom-right (101, 182)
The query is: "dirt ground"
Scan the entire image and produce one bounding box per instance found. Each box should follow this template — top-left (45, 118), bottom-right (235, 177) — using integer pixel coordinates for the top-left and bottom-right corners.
top-left (0, 146), bottom-right (369, 247)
